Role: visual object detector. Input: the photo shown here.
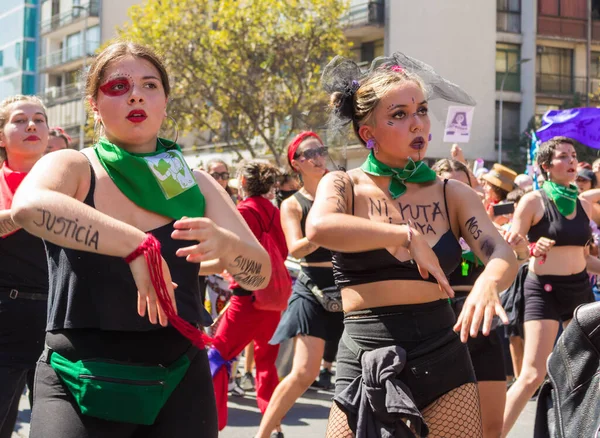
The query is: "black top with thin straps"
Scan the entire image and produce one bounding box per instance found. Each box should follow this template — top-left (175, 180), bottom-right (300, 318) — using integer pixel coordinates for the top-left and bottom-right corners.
top-left (527, 189), bottom-right (591, 247)
top-left (45, 161), bottom-right (213, 332)
top-left (293, 192), bottom-right (332, 264)
top-left (331, 179), bottom-right (462, 288)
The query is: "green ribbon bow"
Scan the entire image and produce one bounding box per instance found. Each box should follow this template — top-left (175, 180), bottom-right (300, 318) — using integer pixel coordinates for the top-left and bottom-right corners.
top-left (360, 151), bottom-right (437, 199)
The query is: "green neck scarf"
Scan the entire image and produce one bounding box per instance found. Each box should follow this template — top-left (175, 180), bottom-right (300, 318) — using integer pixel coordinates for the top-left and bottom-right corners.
top-left (543, 180), bottom-right (578, 217)
top-left (360, 151), bottom-right (437, 199)
top-left (94, 137), bottom-right (205, 220)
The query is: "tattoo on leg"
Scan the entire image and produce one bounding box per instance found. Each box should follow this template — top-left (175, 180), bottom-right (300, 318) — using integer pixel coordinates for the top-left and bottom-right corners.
top-left (464, 216), bottom-right (482, 240)
top-left (33, 208), bottom-right (99, 250)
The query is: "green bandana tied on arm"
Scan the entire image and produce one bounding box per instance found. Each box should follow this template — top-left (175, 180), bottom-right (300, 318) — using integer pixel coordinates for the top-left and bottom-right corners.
top-left (94, 137), bottom-right (205, 219)
top-left (542, 180), bottom-right (578, 217)
top-left (360, 151), bottom-right (437, 199)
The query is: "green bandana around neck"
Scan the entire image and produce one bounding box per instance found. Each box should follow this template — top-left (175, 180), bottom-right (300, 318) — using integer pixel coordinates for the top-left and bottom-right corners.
top-left (543, 180), bottom-right (578, 217)
top-left (360, 151), bottom-right (437, 199)
top-left (94, 137), bottom-right (205, 220)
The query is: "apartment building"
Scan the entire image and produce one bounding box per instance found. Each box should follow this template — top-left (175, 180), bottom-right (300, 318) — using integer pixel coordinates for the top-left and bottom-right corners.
top-left (38, 0), bottom-right (141, 148)
top-left (496, 0), bottom-right (600, 161)
top-left (0, 0), bottom-right (39, 101)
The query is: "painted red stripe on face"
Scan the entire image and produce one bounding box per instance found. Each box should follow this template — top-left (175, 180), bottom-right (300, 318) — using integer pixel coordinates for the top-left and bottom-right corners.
top-left (99, 78), bottom-right (131, 97)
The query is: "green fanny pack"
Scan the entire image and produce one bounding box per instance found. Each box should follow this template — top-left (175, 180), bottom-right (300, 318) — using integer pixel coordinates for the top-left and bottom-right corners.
top-left (48, 347), bottom-right (196, 425)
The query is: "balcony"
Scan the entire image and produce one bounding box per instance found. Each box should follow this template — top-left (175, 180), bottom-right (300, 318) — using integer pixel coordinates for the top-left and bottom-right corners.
top-left (42, 82), bottom-right (84, 106)
top-left (497, 10), bottom-right (521, 33)
top-left (536, 73), bottom-right (600, 97)
top-left (40, 1), bottom-right (100, 35)
top-left (342, 1), bottom-right (385, 40)
top-left (38, 41), bottom-right (99, 73)
top-left (496, 71), bottom-right (521, 91)
top-left (538, 15), bottom-right (600, 41)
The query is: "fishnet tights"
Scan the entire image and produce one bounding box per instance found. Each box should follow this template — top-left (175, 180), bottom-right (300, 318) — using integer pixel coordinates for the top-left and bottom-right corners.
top-left (326, 383), bottom-right (483, 438)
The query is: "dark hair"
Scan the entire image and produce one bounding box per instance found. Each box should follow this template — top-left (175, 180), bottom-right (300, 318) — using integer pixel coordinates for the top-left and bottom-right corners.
top-left (279, 172), bottom-right (299, 188)
top-left (506, 189), bottom-right (525, 204)
top-left (239, 161), bottom-right (280, 197)
top-left (489, 184), bottom-right (509, 202)
top-left (536, 136), bottom-right (576, 179)
top-left (86, 41), bottom-right (170, 101)
top-left (48, 129), bottom-right (70, 149)
top-left (432, 158), bottom-right (472, 187)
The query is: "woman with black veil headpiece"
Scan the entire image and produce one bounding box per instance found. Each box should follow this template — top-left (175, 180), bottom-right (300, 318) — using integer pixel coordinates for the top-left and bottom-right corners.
top-left (306, 53), bottom-right (519, 437)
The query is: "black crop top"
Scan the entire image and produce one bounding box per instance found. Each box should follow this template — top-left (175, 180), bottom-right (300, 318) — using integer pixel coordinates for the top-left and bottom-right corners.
top-left (293, 192), bottom-right (332, 263)
top-left (527, 190), bottom-right (591, 247)
top-left (45, 162), bottom-right (212, 332)
top-left (332, 179), bottom-right (462, 288)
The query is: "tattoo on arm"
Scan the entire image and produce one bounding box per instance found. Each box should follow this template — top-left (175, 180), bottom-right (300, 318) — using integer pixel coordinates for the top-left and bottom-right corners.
top-left (330, 175), bottom-right (348, 214)
top-left (464, 216), bottom-right (482, 240)
top-left (480, 237), bottom-right (495, 259)
top-left (32, 208), bottom-right (99, 250)
top-left (230, 255), bottom-right (266, 288)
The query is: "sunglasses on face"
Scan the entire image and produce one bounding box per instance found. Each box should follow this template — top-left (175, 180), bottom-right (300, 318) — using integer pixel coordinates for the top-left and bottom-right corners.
top-left (210, 172), bottom-right (230, 181)
top-left (300, 146), bottom-right (328, 160)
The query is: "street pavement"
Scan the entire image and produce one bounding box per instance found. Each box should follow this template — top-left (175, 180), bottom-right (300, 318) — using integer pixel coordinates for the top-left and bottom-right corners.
top-left (13, 386), bottom-right (536, 437)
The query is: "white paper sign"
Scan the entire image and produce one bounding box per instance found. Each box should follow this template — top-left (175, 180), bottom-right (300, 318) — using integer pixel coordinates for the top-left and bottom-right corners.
top-left (443, 106), bottom-right (475, 143)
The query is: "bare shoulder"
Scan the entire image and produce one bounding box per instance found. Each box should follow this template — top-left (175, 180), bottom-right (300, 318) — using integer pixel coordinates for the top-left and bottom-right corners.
top-left (281, 193), bottom-right (301, 217)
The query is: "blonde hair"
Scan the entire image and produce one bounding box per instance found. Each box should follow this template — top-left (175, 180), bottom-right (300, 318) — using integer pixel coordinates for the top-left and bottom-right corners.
top-left (0, 95), bottom-right (48, 163)
top-left (329, 69), bottom-right (427, 144)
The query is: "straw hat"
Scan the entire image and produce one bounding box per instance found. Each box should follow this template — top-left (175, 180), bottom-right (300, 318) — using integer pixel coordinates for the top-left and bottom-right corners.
top-left (482, 164), bottom-right (517, 192)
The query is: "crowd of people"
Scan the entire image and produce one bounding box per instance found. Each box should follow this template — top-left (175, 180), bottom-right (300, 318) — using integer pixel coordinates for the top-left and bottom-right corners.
top-left (0, 40), bottom-right (598, 438)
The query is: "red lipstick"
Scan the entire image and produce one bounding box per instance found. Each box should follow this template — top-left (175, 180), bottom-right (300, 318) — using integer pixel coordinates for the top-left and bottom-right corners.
top-left (24, 135), bottom-right (40, 141)
top-left (126, 109), bottom-right (147, 123)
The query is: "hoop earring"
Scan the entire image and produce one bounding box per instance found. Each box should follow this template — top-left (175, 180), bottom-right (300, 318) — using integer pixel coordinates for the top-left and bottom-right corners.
top-left (157, 115), bottom-right (180, 149)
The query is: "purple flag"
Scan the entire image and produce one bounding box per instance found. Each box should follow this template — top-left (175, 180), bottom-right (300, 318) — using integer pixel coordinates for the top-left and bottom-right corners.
top-left (536, 107), bottom-right (600, 149)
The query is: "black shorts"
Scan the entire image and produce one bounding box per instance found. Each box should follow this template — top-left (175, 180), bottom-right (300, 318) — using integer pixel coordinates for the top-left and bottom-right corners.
top-left (334, 299), bottom-right (476, 410)
top-left (524, 270), bottom-right (594, 322)
top-left (450, 293), bottom-right (506, 382)
top-left (270, 267), bottom-right (344, 345)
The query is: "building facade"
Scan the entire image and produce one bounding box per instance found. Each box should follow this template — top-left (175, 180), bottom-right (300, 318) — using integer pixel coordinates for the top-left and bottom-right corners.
top-left (38, 0), bottom-right (141, 147)
top-left (0, 0), bottom-right (39, 101)
top-left (343, 0), bottom-right (600, 168)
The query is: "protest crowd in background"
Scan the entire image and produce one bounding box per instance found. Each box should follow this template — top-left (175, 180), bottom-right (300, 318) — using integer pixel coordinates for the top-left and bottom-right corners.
top-left (1, 42), bottom-right (599, 438)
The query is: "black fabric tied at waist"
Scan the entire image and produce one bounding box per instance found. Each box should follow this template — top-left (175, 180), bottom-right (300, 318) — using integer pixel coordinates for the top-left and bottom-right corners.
top-left (334, 332), bottom-right (429, 438)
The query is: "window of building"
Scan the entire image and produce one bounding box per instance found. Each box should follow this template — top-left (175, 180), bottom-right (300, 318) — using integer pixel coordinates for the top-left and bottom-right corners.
top-left (86, 25), bottom-right (100, 53)
top-left (497, 0), bottom-right (521, 32)
top-left (495, 101), bottom-right (521, 141)
top-left (496, 43), bottom-right (521, 91)
top-left (65, 32), bottom-right (81, 61)
top-left (538, 0), bottom-right (588, 19)
top-left (536, 46), bottom-right (573, 93)
top-left (23, 41), bottom-right (36, 72)
top-left (592, 51), bottom-right (600, 78)
top-left (24, 5), bottom-right (37, 39)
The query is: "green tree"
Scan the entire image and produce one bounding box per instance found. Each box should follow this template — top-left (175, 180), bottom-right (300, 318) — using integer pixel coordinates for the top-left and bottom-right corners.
top-left (119, 0), bottom-right (350, 165)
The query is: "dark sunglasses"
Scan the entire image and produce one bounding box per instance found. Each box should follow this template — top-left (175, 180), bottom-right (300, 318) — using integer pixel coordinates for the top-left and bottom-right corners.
top-left (300, 146), bottom-right (328, 160)
top-left (210, 172), bottom-right (230, 181)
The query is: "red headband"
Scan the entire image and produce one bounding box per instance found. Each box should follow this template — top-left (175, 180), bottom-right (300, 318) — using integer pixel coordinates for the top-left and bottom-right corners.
top-left (287, 131), bottom-right (323, 166)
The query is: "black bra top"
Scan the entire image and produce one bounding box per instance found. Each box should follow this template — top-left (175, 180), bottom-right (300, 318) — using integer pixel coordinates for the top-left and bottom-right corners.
top-left (527, 190), bottom-right (591, 247)
top-left (332, 179), bottom-right (462, 288)
top-left (293, 192), bottom-right (332, 263)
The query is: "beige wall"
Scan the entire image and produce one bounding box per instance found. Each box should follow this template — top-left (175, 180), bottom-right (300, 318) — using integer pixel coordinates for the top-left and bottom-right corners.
top-left (100, 0), bottom-right (141, 42)
top-left (387, 1), bottom-right (497, 161)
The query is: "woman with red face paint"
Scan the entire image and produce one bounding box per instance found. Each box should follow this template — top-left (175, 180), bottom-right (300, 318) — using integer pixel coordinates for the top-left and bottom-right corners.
top-left (255, 132), bottom-right (344, 438)
top-left (502, 136), bottom-right (600, 436)
top-left (11, 42), bottom-right (270, 438)
top-left (0, 95), bottom-right (49, 438)
top-left (308, 54), bottom-right (519, 437)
